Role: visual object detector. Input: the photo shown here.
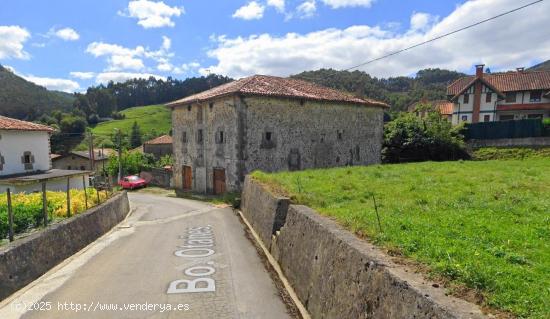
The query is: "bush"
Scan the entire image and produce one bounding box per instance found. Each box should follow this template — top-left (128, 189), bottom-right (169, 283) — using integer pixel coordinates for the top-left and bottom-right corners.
top-left (0, 189), bottom-right (109, 239)
top-left (382, 107), bottom-right (469, 163)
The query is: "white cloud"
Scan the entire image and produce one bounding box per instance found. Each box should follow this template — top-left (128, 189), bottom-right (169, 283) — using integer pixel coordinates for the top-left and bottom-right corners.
top-left (23, 75), bottom-right (80, 93)
top-left (297, 0), bottom-right (316, 18)
top-left (410, 12), bottom-right (438, 32)
top-left (70, 72), bottom-right (96, 80)
top-left (53, 27), bottom-right (80, 41)
top-left (95, 72), bottom-right (166, 84)
top-left (86, 37), bottom-right (174, 72)
top-left (120, 0), bottom-right (184, 29)
top-left (0, 26), bottom-right (31, 60)
top-left (267, 0), bottom-right (285, 12)
top-left (233, 2), bottom-right (265, 20)
top-left (320, 0), bottom-right (375, 9)
top-left (203, 0), bottom-right (550, 78)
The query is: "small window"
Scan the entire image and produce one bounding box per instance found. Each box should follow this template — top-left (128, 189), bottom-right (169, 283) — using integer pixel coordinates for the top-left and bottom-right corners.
top-left (187, 105), bottom-right (192, 111)
top-left (485, 93), bottom-right (492, 103)
top-left (80, 166), bottom-right (86, 170)
top-left (265, 132), bottom-right (272, 141)
top-left (461, 115), bottom-right (468, 122)
top-left (530, 91), bottom-right (542, 102)
top-left (527, 114), bottom-right (543, 119)
top-left (68, 166), bottom-right (72, 170)
top-left (463, 94), bottom-right (470, 104)
top-left (500, 115), bottom-right (515, 121)
top-left (197, 129), bottom-right (203, 143)
top-left (337, 130), bottom-right (343, 140)
top-left (0, 154), bottom-right (5, 171)
top-left (484, 115), bottom-right (490, 122)
top-left (216, 131), bottom-right (224, 144)
top-left (261, 131), bottom-right (276, 149)
top-left (182, 131), bottom-right (188, 144)
top-left (24, 154), bottom-right (31, 164)
top-left (505, 92), bottom-right (516, 103)
top-left (209, 102), bottom-right (214, 109)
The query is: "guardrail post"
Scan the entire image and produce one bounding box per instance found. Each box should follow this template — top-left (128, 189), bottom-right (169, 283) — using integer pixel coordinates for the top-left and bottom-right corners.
top-left (7, 188), bottom-right (14, 242)
top-left (42, 182), bottom-right (48, 226)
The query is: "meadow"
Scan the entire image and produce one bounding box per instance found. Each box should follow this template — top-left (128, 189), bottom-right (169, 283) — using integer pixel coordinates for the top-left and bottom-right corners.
top-left (253, 159), bottom-right (550, 318)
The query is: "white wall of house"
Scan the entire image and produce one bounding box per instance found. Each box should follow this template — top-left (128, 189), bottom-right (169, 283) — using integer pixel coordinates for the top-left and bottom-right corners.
top-left (0, 130), bottom-right (51, 176)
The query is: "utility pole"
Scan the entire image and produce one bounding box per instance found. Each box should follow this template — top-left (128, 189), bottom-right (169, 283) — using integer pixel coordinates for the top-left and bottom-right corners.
top-left (88, 131), bottom-right (95, 172)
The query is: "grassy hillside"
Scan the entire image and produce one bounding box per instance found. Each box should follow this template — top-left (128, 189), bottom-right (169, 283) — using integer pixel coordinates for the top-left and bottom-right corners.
top-left (253, 159), bottom-right (550, 318)
top-left (88, 104), bottom-right (171, 149)
top-left (0, 64), bottom-right (74, 119)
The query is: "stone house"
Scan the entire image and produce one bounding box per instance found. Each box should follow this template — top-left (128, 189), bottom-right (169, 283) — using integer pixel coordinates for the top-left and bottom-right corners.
top-left (143, 135), bottom-right (173, 160)
top-left (166, 75), bottom-right (388, 195)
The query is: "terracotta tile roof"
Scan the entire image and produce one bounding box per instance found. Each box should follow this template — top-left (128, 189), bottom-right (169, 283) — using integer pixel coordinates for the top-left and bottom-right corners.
top-left (144, 135), bottom-right (173, 145)
top-left (0, 116), bottom-right (55, 132)
top-left (408, 100), bottom-right (454, 115)
top-left (166, 75), bottom-right (388, 108)
top-left (448, 70), bottom-right (550, 96)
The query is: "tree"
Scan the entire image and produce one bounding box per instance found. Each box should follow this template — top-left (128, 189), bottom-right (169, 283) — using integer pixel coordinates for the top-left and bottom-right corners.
top-left (130, 121), bottom-right (142, 148)
top-left (382, 105), bottom-right (469, 163)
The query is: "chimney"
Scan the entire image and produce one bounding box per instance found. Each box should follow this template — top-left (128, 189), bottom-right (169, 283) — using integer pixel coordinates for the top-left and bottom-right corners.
top-left (516, 67), bottom-right (525, 73)
top-left (475, 64), bottom-right (485, 78)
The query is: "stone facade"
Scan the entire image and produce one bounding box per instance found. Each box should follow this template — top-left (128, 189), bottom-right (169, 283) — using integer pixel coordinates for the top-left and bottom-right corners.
top-left (172, 95), bottom-right (384, 194)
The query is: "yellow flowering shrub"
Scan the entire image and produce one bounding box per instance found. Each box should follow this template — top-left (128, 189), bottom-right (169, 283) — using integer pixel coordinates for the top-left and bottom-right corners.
top-left (0, 188), bottom-right (111, 239)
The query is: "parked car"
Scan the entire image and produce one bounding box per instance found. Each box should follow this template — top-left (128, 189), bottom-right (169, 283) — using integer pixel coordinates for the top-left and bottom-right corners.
top-left (119, 175), bottom-right (147, 190)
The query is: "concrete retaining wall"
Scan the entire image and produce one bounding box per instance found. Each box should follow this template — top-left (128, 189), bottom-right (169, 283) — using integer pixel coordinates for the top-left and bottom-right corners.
top-left (0, 192), bottom-right (130, 301)
top-left (241, 177), bottom-right (486, 319)
top-left (468, 136), bottom-right (550, 148)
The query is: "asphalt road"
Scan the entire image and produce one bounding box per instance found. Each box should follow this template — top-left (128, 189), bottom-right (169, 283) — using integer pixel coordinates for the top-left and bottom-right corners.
top-left (0, 192), bottom-right (291, 319)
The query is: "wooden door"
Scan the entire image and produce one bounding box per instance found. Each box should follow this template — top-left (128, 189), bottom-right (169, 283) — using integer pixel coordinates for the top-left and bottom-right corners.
top-left (182, 166), bottom-right (192, 191)
top-left (213, 168), bottom-right (226, 195)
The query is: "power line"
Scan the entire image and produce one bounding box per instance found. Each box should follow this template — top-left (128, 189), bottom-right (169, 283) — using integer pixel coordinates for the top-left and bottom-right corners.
top-left (300, 0), bottom-right (544, 80)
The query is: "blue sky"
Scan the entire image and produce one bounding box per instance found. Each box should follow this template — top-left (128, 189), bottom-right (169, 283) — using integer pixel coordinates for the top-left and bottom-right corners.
top-left (0, 0), bottom-right (548, 92)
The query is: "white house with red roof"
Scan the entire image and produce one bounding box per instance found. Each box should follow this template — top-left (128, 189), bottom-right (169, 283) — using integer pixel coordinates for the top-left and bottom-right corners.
top-left (447, 65), bottom-right (550, 125)
top-left (0, 116), bottom-right (90, 193)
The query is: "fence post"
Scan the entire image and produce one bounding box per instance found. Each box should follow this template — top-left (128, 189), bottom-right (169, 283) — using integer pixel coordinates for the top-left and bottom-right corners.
top-left (66, 177), bottom-right (71, 217)
top-left (7, 188), bottom-right (14, 242)
top-left (42, 182), bottom-right (48, 226)
top-left (83, 175), bottom-right (88, 209)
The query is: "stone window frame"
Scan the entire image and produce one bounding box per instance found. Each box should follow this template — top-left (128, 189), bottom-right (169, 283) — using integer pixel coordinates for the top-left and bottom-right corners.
top-left (215, 130), bottom-right (225, 144)
top-left (182, 131), bottom-right (188, 144)
top-left (260, 131), bottom-right (276, 149)
top-left (21, 151), bottom-right (35, 170)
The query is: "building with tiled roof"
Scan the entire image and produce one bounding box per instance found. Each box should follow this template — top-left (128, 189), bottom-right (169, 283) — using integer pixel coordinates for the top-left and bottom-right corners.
top-left (143, 135), bottom-right (173, 160)
top-left (0, 116), bottom-right (92, 193)
top-left (407, 100), bottom-right (454, 121)
top-left (167, 74), bottom-right (387, 194)
top-left (446, 65), bottom-right (550, 125)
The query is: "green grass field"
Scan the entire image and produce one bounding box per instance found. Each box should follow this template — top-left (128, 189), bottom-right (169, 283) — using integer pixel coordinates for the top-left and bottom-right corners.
top-left (253, 159), bottom-right (550, 318)
top-left (88, 105), bottom-right (171, 148)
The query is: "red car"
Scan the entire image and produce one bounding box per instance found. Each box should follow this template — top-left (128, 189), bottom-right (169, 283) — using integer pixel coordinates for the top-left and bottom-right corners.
top-left (119, 175), bottom-right (147, 190)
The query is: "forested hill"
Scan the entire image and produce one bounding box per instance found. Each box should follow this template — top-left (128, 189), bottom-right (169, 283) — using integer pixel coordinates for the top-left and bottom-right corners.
top-left (0, 64), bottom-right (74, 120)
top-left (528, 59), bottom-right (550, 71)
top-left (292, 68), bottom-right (466, 111)
top-left (74, 75), bottom-right (233, 122)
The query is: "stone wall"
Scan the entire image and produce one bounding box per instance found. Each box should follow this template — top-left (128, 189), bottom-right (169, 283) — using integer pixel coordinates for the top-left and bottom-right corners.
top-left (0, 192), bottom-right (130, 301)
top-left (241, 177), bottom-right (486, 319)
top-left (242, 96), bottom-right (385, 174)
top-left (143, 143), bottom-right (173, 160)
